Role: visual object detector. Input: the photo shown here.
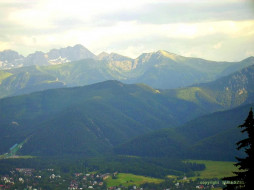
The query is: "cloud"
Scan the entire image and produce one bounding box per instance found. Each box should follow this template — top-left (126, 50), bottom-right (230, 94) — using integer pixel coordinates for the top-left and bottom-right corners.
top-left (94, 1), bottom-right (254, 25)
top-left (213, 42), bottom-right (222, 49)
top-left (0, 0), bottom-right (254, 61)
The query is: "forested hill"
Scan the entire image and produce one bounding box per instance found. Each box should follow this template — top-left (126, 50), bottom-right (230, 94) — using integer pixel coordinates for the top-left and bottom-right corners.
top-left (163, 64), bottom-right (254, 110)
top-left (115, 103), bottom-right (254, 161)
top-left (0, 80), bottom-right (204, 156)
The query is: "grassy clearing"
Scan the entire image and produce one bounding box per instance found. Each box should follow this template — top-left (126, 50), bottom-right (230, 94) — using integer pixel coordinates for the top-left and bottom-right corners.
top-left (0, 154), bottom-right (35, 160)
top-left (188, 160), bottom-right (238, 180)
top-left (0, 138), bottom-right (33, 160)
top-left (105, 173), bottom-right (163, 187)
top-left (106, 160), bottom-right (238, 187)
top-left (8, 155), bottom-right (35, 159)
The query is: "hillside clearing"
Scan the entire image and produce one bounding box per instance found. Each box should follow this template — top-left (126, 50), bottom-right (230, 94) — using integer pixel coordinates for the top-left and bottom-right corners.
top-left (105, 173), bottom-right (163, 187)
top-left (188, 160), bottom-right (239, 179)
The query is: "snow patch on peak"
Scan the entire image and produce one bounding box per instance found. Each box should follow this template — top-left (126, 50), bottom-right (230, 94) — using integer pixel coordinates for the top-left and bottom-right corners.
top-left (48, 56), bottom-right (70, 65)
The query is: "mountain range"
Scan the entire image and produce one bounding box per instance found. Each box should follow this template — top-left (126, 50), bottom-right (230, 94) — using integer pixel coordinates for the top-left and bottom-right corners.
top-left (0, 62), bottom-right (254, 159)
top-left (0, 44), bottom-right (254, 162)
top-left (0, 44), bottom-right (95, 69)
top-left (0, 45), bottom-right (254, 99)
top-left (0, 80), bottom-right (203, 156)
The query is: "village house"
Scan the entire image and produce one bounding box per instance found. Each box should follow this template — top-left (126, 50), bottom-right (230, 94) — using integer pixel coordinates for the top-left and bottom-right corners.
top-left (18, 177), bottom-right (24, 183)
top-left (16, 168), bottom-right (34, 176)
top-left (101, 173), bottom-right (110, 180)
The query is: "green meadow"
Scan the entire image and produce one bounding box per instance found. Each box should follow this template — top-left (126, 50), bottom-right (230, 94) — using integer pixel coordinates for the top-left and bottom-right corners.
top-left (105, 173), bottom-right (163, 187)
top-left (188, 160), bottom-right (239, 180)
top-left (105, 160), bottom-right (238, 187)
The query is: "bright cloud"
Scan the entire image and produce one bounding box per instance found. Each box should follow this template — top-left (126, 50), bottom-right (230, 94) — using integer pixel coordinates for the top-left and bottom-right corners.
top-left (0, 0), bottom-right (254, 61)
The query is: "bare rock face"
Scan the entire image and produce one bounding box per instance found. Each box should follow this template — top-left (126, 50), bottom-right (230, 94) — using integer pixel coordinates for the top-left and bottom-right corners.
top-left (0, 44), bottom-right (96, 69)
top-left (0, 50), bottom-right (24, 69)
top-left (23, 51), bottom-right (48, 66)
top-left (46, 44), bottom-right (96, 63)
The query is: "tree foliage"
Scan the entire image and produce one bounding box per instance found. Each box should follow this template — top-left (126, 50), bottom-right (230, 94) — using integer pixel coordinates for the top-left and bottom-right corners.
top-left (223, 108), bottom-right (254, 190)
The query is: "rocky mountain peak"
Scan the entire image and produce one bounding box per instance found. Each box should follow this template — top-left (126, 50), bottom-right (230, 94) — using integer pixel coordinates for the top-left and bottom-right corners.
top-left (97, 52), bottom-right (110, 60)
top-left (0, 50), bottom-right (24, 69)
top-left (0, 45), bottom-right (96, 69)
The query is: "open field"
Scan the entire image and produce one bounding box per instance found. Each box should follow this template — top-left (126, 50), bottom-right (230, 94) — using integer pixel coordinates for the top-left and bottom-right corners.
top-left (188, 160), bottom-right (239, 180)
top-left (105, 173), bottom-right (163, 187)
top-left (105, 160), bottom-right (236, 189)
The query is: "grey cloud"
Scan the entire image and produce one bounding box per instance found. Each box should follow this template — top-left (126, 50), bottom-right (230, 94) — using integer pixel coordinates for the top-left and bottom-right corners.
top-left (94, 1), bottom-right (254, 26)
top-left (51, 17), bottom-right (87, 30)
top-left (0, 1), bottom-right (42, 35)
top-left (106, 32), bottom-right (254, 61)
top-left (0, 1), bottom-right (38, 10)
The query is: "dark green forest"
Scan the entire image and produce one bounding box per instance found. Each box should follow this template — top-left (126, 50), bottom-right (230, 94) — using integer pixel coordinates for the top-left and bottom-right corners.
top-left (0, 156), bottom-right (205, 178)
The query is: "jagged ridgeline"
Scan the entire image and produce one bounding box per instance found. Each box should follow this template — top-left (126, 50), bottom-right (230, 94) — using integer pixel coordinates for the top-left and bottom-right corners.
top-left (1, 45), bottom-right (254, 99)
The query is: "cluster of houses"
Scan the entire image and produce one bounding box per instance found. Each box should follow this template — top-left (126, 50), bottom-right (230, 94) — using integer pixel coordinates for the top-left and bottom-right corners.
top-left (0, 168), bottom-right (114, 190)
top-left (0, 176), bottom-right (15, 189)
top-left (0, 168), bottom-right (36, 189)
top-left (0, 167), bottom-right (226, 190)
top-left (68, 172), bottom-right (108, 189)
top-left (16, 168), bottom-right (35, 176)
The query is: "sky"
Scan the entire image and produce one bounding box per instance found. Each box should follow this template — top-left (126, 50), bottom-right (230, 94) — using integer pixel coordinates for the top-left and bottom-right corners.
top-left (0, 0), bottom-right (254, 61)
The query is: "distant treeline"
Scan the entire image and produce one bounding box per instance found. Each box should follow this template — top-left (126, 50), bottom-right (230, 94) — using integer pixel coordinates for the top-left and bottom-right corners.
top-left (0, 156), bottom-right (205, 178)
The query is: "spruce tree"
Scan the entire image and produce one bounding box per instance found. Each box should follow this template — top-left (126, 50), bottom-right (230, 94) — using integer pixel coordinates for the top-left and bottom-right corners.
top-left (223, 108), bottom-right (254, 190)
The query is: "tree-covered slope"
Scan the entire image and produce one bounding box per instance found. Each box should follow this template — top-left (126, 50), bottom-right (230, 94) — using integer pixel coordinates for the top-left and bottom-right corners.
top-left (0, 80), bottom-right (204, 156)
top-left (115, 103), bottom-right (254, 161)
top-left (1, 64), bottom-right (254, 158)
top-left (0, 59), bottom-right (114, 98)
top-left (164, 64), bottom-right (254, 110)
